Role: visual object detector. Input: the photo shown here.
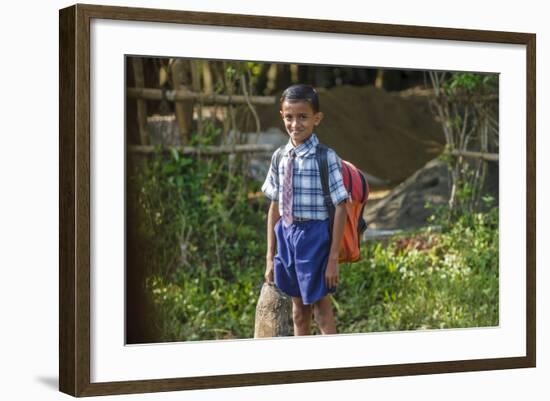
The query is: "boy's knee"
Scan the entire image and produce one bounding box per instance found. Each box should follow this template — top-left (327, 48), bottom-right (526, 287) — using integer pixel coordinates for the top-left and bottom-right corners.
top-left (292, 304), bottom-right (312, 326)
top-left (313, 300), bottom-right (334, 326)
top-left (313, 309), bottom-right (328, 327)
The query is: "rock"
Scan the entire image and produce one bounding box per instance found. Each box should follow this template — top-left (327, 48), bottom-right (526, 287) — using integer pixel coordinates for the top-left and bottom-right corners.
top-left (147, 115), bottom-right (181, 146)
top-left (254, 283), bottom-right (293, 338)
top-left (364, 157), bottom-right (499, 231)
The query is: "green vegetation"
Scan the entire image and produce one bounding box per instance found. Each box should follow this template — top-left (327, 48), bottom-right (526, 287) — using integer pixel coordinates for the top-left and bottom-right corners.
top-left (335, 200), bottom-right (499, 332)
top-left (429, 71), bottom-right (499, 216)
top-left (444, 72), bottom-right (498, 95)
top-left (130, 134), bottom-right (498, 341)
top-left (129, 124), bottom-right (265, 341)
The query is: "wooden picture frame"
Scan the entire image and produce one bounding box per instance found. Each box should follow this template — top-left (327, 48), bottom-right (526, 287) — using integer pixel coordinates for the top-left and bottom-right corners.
top-left (59, 3), bottom-right (536, 397)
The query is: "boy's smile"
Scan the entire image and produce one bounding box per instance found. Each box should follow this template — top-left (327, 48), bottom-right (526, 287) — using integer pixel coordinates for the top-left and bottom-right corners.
top-left (280, 100), bottom-right (323, 147)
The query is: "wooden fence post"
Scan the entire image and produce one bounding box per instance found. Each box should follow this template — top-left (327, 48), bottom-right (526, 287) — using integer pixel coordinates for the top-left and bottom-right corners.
top-left (170, 59), bottom-right (194, 146)
top-left (131, 58), bottom-right (149, 146)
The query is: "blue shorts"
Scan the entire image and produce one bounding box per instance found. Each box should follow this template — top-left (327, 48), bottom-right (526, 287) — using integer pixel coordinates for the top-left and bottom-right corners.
top-left (274, 218), bottom-right (336, 305)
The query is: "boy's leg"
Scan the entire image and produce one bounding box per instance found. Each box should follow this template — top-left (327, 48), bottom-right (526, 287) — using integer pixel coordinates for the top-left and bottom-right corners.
top-left (292, 297), bottom-right (313, 336)
top-left (313, 295), bottom-right (337, 335)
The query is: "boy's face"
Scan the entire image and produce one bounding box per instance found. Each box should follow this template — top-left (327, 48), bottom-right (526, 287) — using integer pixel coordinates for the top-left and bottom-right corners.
top-left (279, 100), bottom-right (323, 147)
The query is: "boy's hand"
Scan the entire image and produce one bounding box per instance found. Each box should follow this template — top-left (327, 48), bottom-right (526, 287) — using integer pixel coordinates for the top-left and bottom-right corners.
top-left (325, 258), bottom-right (339, 289)
top-left (265, 258), bottom-right (275, 284)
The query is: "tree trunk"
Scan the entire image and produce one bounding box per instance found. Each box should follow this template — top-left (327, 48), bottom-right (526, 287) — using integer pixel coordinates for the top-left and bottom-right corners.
top-left (254, 283), bottom-right (293, 338)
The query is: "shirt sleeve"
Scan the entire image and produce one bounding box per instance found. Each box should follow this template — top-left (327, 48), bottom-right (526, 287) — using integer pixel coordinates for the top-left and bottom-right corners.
top-left (261, 149), bottom-right (280, 202)
top-left (327, 149), bottom-right (349, 206)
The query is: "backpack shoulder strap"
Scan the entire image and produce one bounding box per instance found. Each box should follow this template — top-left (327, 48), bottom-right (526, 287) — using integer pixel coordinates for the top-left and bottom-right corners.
top-left (316, 143), bottom-right (335, 223)
top-left (358, 170), bottom-right (368, 203)
top-left (273, 144), bottom-right (286, 174)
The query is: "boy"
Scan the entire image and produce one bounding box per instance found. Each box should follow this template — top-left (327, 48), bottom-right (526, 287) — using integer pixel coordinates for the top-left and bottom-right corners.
top-left (261, 84), bottom-right (348, 336)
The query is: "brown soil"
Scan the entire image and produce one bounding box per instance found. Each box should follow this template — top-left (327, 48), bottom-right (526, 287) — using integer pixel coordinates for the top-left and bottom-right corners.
top-left (364, 158), bottom-right (451, 230)
top-left (364, 157), bottom-right (499, 230)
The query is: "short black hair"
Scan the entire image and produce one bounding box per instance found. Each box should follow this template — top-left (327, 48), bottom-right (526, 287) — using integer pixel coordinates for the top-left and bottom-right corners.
top-left (279, 84), bottom-right (320, 113)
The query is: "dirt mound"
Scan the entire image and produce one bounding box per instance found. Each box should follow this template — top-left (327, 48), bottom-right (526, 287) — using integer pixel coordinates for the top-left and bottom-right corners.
top-left (250, 85), bottom-right (445, 183)
top-left (364, 157), bottom-right (499, 230)
top-left (365, 158), bottom-right (451, 230)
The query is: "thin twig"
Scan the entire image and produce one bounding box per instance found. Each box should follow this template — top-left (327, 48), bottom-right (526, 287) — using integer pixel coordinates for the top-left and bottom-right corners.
top-left (240, 72), bottom-right (262, 139)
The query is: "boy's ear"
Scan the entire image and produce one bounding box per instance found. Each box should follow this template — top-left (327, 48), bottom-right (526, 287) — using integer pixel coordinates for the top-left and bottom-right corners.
top-left (314, 111), bottom-right (324, 126)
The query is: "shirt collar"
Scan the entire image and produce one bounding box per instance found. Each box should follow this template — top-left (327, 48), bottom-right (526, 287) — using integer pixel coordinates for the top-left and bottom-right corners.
top-left (284, 132), bottom-right (319, 158)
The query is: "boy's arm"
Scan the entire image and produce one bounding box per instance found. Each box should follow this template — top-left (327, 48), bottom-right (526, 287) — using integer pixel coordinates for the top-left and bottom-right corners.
top-left (265, 200), bottom-right (281, 283)
top-left (324, 149), bottom-right (349, 289)
top-left (325, 201), bottom-right (346, 289)
top-left (262, 149), bottom-right (281, 283)
top-left (329, 201), bottom-right (346, 259)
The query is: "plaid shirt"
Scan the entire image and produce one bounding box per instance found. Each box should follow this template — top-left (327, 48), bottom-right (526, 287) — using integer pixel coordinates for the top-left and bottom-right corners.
top-left (261, 133), bottom-right (349, 220)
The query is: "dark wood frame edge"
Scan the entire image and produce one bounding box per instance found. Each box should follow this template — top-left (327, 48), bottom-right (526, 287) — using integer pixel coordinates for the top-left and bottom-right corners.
top-left (59, 4), bottom-right (77, 396)
top-left (59, 3), bottom-right (537, 397)
top-left (525, 32), bottom-right (536, 369)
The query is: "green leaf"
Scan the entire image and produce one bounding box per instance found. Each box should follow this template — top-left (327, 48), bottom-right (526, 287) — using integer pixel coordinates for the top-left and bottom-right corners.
top-left (170, 147), bottom-right (179, 162)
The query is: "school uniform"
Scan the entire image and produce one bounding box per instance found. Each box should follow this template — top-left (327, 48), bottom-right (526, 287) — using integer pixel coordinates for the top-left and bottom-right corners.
top-left (261, 133), bottom-right (349, 304)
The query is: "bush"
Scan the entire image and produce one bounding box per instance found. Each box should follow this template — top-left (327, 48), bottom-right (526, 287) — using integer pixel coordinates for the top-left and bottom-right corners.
top-left (129, 124), bottom-right (267, 341)
top-left (336, 204), bottom-right (499, 332)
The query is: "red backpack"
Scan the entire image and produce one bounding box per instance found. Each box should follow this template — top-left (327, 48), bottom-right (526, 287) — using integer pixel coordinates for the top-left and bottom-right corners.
top-left (275, 144), bottom-right (369, 263)
top-left (344, 161), bottom-right (369, 261)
